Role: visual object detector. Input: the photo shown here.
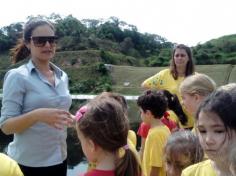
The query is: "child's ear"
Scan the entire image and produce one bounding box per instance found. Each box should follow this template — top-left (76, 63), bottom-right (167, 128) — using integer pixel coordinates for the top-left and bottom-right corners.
top-left (194, 94), bottom-right (202, 102)
top-left (88, 139), bottom-right (101, 153)
top-left (146, 110), bottom-right (153, 117)
top-left (88, 139), bottom-right (96, 152)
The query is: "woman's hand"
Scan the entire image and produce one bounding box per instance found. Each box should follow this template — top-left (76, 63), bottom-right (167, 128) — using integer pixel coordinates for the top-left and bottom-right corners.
top-left (33, 108), bottom-right (74, 130)
top-left (1, 108), bottom-right (74, 134)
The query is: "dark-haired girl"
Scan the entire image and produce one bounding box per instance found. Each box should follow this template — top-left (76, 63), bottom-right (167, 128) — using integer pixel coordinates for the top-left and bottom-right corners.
top-left (182, 84), bottom-right (236, 176)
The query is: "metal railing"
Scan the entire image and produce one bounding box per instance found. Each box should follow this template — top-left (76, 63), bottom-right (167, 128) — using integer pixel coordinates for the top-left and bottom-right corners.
top-left (0, 94), bottom-right (138, 100)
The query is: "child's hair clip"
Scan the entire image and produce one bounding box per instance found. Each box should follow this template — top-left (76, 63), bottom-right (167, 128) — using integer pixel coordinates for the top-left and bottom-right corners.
top-left (123, 144), bottom-right (129, 150)
top-left (75, 105), bottom-right (88, 122)
top-left (146, 90), bottom-right (152, 95)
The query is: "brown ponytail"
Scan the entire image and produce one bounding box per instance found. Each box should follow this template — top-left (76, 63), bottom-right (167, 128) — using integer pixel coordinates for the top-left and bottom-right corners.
top-left (116, 149), bottom-right (142, 176)
top-left (10, 39), bottom-right (30, 64)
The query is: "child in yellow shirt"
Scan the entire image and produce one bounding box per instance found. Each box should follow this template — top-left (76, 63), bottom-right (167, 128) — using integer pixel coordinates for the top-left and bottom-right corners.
top-left (182, 84), bottom-right (236, 176)
top-left (137, 90), bottom-right (171, 176)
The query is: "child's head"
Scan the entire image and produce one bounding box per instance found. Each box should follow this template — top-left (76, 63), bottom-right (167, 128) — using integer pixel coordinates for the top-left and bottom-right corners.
top-left (137, 90), bottom-right (167, 123)
top-left (196, 84), bottom-right (236, 162)
top-left (160, 89), bottom-right (188, 125)
top-left (98, 91), bottom-right (128, 115)
top-left (180, 73), bottom-right (216, 115)
top-left (75, 96), bottom-right (141, 176)
top-left (164, 130), bottom-right (204, 176)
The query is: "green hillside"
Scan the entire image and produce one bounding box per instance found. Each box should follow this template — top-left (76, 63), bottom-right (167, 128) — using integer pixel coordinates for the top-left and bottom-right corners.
top-left (193, 34), bottom-right (236, 65)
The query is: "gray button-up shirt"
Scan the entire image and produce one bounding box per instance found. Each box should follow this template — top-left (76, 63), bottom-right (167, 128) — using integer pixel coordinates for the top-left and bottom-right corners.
top-left (0, 60), bottom-right (72, 167)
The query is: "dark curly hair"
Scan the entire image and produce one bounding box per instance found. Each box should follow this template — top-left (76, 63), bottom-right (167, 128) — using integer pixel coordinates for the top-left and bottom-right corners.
top-left (137, 90), bottom-right (167, 119)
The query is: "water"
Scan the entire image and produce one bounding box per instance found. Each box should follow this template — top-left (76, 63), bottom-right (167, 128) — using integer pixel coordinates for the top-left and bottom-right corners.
top-left (67, 161), bottom-right (87, 175)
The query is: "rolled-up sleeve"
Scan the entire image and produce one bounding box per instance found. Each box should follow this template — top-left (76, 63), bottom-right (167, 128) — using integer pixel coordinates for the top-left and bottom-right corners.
top-left (0, 70), bottom-right (25, 126)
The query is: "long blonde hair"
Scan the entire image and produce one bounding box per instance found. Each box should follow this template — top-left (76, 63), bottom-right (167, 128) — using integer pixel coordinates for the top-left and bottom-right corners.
top-left (179, 73), bottom-right (216, 96)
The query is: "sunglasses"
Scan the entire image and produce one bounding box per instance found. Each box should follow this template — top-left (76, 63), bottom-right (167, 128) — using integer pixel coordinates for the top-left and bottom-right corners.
top-left (30, 36), bottom-right (58, 47)
top-left (174, 54), bottom-right (186, 58)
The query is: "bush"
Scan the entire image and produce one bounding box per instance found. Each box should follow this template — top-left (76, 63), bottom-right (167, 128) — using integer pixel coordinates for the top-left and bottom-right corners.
top-left (96, 62), bottom-right (108, 75)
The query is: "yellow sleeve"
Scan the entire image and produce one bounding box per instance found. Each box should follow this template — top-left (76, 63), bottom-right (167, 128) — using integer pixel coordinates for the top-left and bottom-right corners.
top-left (0, 153), bottom-right (23, 176)
top-left (142, 70), bottom-right (166, 89)
top-left (127, 139), bottom-right (142, 167)
top-left (128, 130), bottom-right (137, 148)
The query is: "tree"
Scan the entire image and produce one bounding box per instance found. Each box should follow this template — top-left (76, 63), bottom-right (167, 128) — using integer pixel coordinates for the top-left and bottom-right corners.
top-left (120, 37), bottom-right (134, 54)
top-left (0, 30), bottom-right (11, 51)
top-left (96, 21), bottom-right (124, 42)
top-left (55, 15), bottom-right (87, 50)
top-left (0, 22), bottom-right (24, 52)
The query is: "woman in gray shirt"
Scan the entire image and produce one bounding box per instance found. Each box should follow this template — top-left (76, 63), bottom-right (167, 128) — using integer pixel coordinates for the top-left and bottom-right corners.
top-left (0, 18), bottom-right (73, 176)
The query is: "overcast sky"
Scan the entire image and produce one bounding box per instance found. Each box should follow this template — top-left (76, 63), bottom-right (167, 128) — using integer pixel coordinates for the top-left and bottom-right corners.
top-left (1, 0), bottom-right (235, 46)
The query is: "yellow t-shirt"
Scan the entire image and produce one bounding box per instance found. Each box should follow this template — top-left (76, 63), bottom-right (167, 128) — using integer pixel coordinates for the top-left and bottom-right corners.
top-left (127, 138), bottom-right (142, 167)
top-left (142, 125), bottom-right (170, 176)
top-left (0, 153), bottom-right (23, 176)
top-left (181, 160), bottom-right (216, 176)
top-left (128, 130), bottom-right (137, 148)
top-left (142, 69), bottom-right (194, 128)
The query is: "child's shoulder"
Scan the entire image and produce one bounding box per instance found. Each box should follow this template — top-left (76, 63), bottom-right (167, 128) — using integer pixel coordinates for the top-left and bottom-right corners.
top-left (148, 125), bottom-right (170, 138)
top-left (151, 125), bottom-right (170, 132)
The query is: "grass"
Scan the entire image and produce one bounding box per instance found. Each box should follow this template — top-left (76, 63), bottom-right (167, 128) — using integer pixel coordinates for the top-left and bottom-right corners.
top-left (110, 65), bottom-right (166, 94)
top-left (110, 64), bottom-right (234, 95)
top-left (229, 65), bottom-right (236, 83)
top-left (195, 64), bottom-right (233, 86)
